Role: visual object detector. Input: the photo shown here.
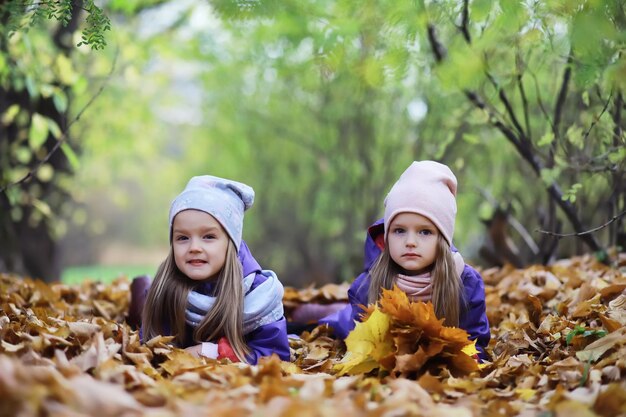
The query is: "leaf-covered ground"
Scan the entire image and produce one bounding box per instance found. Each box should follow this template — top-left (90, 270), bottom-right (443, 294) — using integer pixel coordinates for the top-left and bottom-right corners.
top-left (1, 254), bottom-right (626, 417)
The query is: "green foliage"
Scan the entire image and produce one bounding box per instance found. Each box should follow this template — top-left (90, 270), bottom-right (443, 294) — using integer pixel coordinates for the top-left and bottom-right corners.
top-left (77, 0), bottom-right (112, 50)
top-left (0, 1), bottom-right (111, 50)
top-left (62, 0), bottom-right (624, 284)
top-left (565, 325), bottom-right (607, 346)
top-left (562, 183), bottom-right (582, 203)
top-left (3, 0), bottom-right (624, 282)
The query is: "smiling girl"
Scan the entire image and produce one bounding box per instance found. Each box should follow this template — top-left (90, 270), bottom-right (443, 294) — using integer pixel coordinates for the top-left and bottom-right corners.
top-left (141, 176), bottom-right (289, 363)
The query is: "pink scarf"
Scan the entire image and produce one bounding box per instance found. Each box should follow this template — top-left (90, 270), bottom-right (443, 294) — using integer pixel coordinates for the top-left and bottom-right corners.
top-left (395, 272), bottom-right (432, 302)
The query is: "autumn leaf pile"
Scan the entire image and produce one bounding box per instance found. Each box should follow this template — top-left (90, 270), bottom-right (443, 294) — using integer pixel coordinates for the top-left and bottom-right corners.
top-left (2, 253), bottom-right (626, 417)
top-left (334, 288), bottom-right (480, 378)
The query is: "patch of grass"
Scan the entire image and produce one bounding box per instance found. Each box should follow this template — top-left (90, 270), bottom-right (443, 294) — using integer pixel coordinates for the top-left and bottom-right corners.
top-left (62, 265), bottom-right (157, 285)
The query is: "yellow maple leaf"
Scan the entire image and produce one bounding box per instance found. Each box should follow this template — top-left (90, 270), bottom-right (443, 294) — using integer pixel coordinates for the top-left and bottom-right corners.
top-left (334, 307), bottom-right (394, 375)
top-left (460, 338), bottom-right (479, 358)
top-left (515, 388), bottom-right (537, 401)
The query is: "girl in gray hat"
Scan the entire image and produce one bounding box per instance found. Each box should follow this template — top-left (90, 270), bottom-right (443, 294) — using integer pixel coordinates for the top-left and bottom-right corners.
top-left (141, 175), bottom-right (289, 363)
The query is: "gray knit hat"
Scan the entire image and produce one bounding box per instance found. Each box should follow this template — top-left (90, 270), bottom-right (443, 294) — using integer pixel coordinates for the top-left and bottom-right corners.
top-left (169, 175), bottom-right (254, 250)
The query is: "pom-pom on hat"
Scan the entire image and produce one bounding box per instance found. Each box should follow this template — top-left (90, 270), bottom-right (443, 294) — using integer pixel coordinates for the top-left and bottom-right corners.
top-left (384, 161), bottom-right (457, 245)
top-left (169, 175), bottom-right (254, 250)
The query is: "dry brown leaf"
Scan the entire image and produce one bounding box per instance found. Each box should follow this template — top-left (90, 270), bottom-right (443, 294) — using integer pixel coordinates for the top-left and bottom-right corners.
top-left (576, 327), bottom-right (626, 362)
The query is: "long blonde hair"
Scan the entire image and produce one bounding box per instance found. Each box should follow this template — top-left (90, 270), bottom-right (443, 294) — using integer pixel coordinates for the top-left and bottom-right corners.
top-left (368, 234), bottom-right (464, 326)
top-left (142, 240), bottom-right (250, 361)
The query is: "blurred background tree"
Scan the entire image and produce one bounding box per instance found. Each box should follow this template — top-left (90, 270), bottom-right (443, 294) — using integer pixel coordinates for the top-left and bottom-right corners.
top-left (0, 0), bottom-right (111, 281)
top-left (1, 0), bottom-right (624, 285)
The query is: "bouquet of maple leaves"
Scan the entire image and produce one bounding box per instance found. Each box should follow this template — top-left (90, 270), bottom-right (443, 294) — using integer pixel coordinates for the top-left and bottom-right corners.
top-left (335, 286), bottom-right (480, 378)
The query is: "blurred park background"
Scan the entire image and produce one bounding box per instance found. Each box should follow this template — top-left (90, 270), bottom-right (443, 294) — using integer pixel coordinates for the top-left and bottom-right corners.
top-left (1, 0), bottom-right (625, 286)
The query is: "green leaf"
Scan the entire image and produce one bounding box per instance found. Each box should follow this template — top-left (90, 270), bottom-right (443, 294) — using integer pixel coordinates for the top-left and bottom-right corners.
top-left (581, 91), bottom-right (590, 107)
top-left (40, 84), bottom-right (54, 98)
top-left (520, 29), bottom-right (542, 47)
top-left (9, 167), bottom-right (29, 183)
top-left (566, 125), bottom-right (584, 150)
top-left (582, 330), bottom-right (607, 338)
top-left (608, 147), bottom-right (626, 164)
top-left (470, 0), bottom-right (492, 21)
top-left (36, 164), bottom-right (55, 182)
top-left (55, 54), bottom-right (78, 85)
top-left (32, 198), bottom-right (52, 218)
top-left (562, 183), bottom-right (582, 203)
top-left (437, 47), bottom-right (484, 91)
top-left (566, 326), bottom-right (586, 345)
top-left (2, 104), bottom-right (20, 125)
top-left (462, 133), bottom-right (481, 144)
top-left (47, 118), bottom-right (62, 139)
top-left (566, 326), bottom-right (607, 346)
top-left (29, 113), bottom-right (49, 150)
top-left (537, 131), bottom-right (555, 147)
top-left (362, 58), bottom-right (384, 87)
top-left (4, 186), bottom-right (22, 206)
top-left (540, 167), bottom-right (561, 186)
top-left (61, 143), bottom-right (80, 171)
top-left (499, 1), bottom-right (526, 27)
top-left (25, 76), bottom-right (38, 98)
top-left (53, 89), bottom-right (68, 113)
top-left (14, 147), bottom-right (32, 164)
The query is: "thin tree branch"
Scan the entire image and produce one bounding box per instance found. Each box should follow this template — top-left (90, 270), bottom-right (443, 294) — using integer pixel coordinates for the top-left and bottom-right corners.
top-left (518, 73), bottom-right (532, 141)
top-left (427, 24), bottom-right (446, 63)
top-left (536, 210), bottom-right (626, 237)
top-left (582, 91), bottom-right (613, 142)
top-left (486, 72), bottom-right (528, 142)
top-left (464, 90), bottom-right (523, 149)
top-left (0, 47), bottom-right (119, 195)
top-left (552, 54), bottom-right (572, 140)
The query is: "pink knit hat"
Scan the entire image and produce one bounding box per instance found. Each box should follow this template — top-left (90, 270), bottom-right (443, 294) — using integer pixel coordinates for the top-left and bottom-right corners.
top-left (384, 161), bottom-right (457, 245)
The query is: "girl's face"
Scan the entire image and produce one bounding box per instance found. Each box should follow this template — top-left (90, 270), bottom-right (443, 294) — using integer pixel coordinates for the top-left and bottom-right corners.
top-left (387, 212), bottom-right (439, 275)
top-left (172, 210), bottom-right (229, 281)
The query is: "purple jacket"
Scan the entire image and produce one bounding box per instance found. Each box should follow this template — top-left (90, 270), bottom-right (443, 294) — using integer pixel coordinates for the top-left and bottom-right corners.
top-left (149, 241), bottom-right (290, 364)
top-left (320, 219), bottom-right (490, 359)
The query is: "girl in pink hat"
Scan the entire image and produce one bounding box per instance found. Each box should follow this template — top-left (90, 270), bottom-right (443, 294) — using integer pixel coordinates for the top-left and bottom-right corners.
top-left (321, 161), bottom-right (490, 359)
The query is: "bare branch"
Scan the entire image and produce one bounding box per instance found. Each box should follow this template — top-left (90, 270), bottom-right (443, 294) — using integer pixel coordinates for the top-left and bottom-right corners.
top-left (486, 72), bottom-right (528, 142)
top-left (464, 91), bottom-right (523, 149)
top-left (0, 48), bottom-right (119, 195)
top-left (427, 24), bottom-right (446, 63)
top-left (517, 73), bottom-right (532, 141)
top-left (552, 54), bottom-right (572, 139)
top-left (536, 210), bottom-right (626, 238)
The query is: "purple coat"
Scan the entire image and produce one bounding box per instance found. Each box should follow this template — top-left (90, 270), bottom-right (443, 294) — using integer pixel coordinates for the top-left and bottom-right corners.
top-left (148, 241), bottom-right (290, 364)
top-left (320, 219), bottom-right (491, 359)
